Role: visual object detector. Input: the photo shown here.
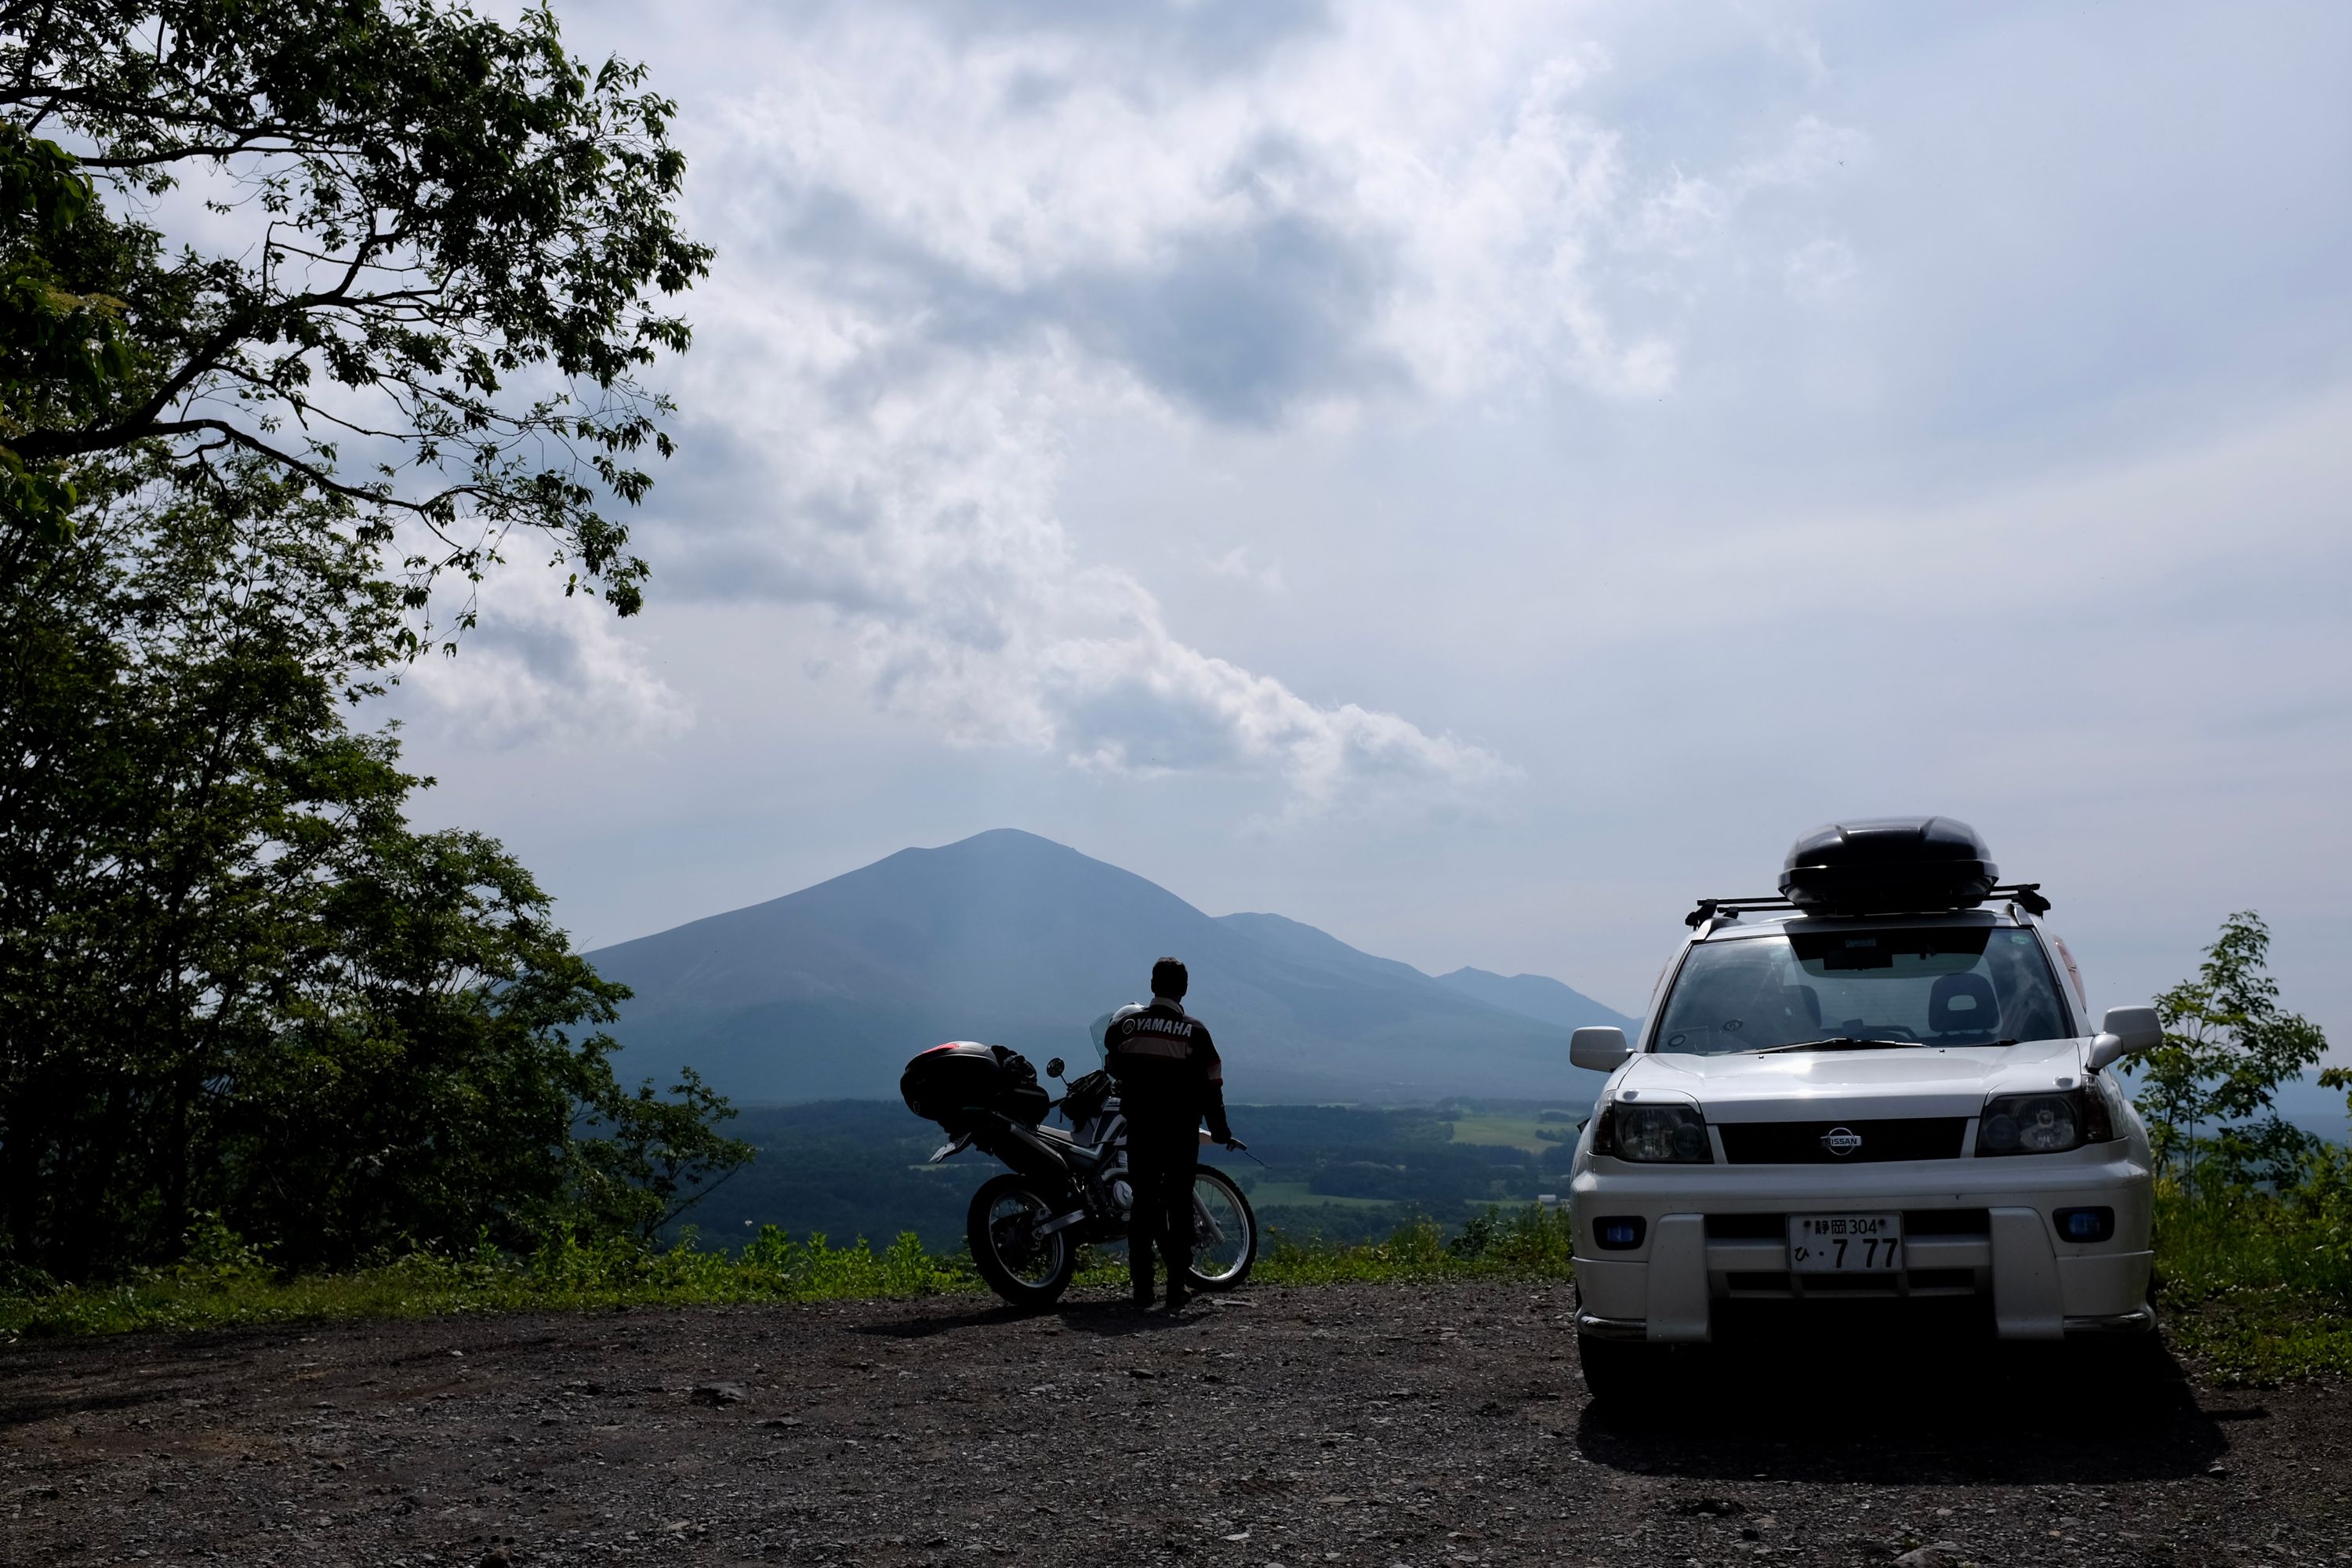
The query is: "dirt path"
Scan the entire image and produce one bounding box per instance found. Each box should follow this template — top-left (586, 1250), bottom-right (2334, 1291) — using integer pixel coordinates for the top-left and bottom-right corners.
top-left (4, 1281), bottom-right (2347, 1566)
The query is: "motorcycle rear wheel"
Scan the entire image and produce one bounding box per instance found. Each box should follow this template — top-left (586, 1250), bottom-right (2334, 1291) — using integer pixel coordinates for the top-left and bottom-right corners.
top-left (967, 1173), bottom-right (1078, 1309)
top-left (1185, 1165), bottom-right (1257, 1292)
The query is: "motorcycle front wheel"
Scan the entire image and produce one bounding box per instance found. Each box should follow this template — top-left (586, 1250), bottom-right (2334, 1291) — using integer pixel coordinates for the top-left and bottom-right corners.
top-left (967, 1173), bottom-right (1078, 1309)
top-left (1185, 1165), bottom-right (1258, 1292)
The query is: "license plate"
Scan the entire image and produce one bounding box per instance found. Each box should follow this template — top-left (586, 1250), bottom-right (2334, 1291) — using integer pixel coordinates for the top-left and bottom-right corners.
top-left (1788, 1213), bottom-right (1903, 1273)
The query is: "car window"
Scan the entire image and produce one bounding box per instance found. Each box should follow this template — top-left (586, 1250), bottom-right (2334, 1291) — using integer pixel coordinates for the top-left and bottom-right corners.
top-left (1652, 927), bottom-right (2070, 1054)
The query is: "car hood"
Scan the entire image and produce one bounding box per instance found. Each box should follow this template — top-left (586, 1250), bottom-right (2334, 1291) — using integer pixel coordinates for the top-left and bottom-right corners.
top-left (1617, 1037), bottom-right (2087, 1122)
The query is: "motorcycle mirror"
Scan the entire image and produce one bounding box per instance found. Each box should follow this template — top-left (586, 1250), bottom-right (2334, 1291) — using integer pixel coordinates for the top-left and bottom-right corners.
top-left (1046, 1057), bottom-right (1065, 1079)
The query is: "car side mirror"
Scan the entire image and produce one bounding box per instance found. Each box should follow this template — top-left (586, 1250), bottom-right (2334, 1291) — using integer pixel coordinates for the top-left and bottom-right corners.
top-left (2088, 1006), bottom-right (2161, 1072)
top-left (1570, 1026), bottom-right (1632, 1073)
top-left (1045, 1057), bottom-right (1066, 1080)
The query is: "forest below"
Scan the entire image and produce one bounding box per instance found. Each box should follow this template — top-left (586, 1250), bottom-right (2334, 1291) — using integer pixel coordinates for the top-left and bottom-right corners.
top-left (681, 1098), bottom-right (1595, 1254)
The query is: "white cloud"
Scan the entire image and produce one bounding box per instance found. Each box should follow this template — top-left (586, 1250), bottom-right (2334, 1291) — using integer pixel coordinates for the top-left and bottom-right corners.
top-left (400, 565), bottom-right (693, 750)
top-left (1738, 114), bottom-right (1871, 191)
top-left (1203, 546), bottom-right (1287, 593)
top-left (618, 0), bottom-right (1863, 809)
top-left (1784, 236), bottom-right (1859, 303)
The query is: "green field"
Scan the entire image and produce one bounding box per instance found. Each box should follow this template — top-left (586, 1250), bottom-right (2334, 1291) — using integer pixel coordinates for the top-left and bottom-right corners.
top-left (1237, 1180), bottom-right (1394, 1210)
top-left (677, 1101), bottom-right (1570, 1250)
top-left (1445, 1111), bottom-right (1581, 1156)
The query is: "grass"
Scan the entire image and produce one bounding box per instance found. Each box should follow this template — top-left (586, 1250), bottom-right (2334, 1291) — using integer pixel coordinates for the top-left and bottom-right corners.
top-left (6, 1192), bottom-right (2343, 1387)
top-left (2152, 1181), bottom-right (2352, 1384)
top-left (1444, 1112), bottom-right (1574, 1156)
top-left (0, 1207), bottom-right (1581, 1341)
top-left (1257, 1208), bottom-right (1573, 1286)
top-left (0, 1227), bottom-right (982, 1339)
top-left (1235, 1179), bottom-right (1394, 1210)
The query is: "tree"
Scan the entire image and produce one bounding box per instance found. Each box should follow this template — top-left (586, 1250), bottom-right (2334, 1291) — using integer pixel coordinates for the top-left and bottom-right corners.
top-left (2135, 912), bottom-right (2328, 1192)
top-left (0, 123), bottom-right (133, 542)
top-left (2, 0), bottom-right (710, 615)
top-left (0, 449), bottom-right (746, 1281)
top-left (0, 0), bottom-right (743, 1281)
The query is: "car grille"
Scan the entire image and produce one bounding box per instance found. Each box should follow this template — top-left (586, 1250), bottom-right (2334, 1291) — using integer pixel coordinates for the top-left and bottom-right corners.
top-left (1717, 1117), bottom-right (1969, 1163)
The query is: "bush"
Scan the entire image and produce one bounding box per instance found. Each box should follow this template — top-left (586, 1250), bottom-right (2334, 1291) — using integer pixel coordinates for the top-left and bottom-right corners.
top-left (0, 1224), bottom-right (978, 1339)
top-left (2153, 1179), bottom-right (2352, 1383)
top-left (1254, 1205), bottom-right (1573, 1287)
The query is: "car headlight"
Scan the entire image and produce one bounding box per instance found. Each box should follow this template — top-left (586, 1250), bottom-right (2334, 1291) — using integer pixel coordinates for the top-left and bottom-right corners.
top-left (1976, 1087), bottom-right (2116, 1156)
top-left (1594, 1101), bottom-right (1713, 1163)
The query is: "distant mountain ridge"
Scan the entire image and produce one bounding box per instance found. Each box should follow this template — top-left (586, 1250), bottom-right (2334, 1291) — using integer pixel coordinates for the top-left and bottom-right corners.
top-left (586, 829), bottom-right (1632, 1105)
top-left (1435, 967), bottom-right (1639, 1033)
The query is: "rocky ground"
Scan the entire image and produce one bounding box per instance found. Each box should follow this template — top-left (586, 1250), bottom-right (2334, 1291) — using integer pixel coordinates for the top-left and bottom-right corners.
top-left (3, 1280), bottom-right (2347, 1567)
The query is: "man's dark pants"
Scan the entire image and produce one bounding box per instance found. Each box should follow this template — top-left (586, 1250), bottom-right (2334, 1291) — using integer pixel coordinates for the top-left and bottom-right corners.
top-left (1126, 1122), bottom-right (1197, 1299)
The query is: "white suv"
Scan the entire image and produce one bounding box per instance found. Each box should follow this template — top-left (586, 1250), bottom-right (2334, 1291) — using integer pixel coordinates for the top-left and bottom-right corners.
top-left (1566, 817), bottom-right (2162, 1399)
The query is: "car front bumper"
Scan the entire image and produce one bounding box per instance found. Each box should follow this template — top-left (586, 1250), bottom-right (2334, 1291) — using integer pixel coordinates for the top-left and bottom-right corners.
top-left (1567, 1145), bottom-right (2154, 1342)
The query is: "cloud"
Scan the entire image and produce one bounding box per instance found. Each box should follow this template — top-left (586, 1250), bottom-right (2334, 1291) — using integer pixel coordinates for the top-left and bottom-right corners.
top-left (879, 565), bottom-right (1518, 806)
top-left (1784, 236), bottom-right (1859, 303)
top-left (622, 0), bottom-right (1861, 808)
top-left (399, 565), bottom-right (693, 750)
top-left (1203, 546), bottom-right (1287, 593)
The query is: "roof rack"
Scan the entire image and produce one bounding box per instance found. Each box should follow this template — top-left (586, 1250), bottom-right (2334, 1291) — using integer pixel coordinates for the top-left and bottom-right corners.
top-left (1684, 883), bottom-right (2051, 930)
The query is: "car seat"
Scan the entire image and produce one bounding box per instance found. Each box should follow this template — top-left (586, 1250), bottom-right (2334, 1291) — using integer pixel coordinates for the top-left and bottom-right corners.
top-left (1928, 972), bottom-right (1998, 1040)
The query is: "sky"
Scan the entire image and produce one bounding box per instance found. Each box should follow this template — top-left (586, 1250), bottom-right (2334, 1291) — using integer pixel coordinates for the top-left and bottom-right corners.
top-left (385, 0), bottom-right (2352, 1062)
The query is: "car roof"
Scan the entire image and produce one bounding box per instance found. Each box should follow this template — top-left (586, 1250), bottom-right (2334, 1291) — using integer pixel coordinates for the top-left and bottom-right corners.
top-left (1693, 906), bottom-right (2028, 942)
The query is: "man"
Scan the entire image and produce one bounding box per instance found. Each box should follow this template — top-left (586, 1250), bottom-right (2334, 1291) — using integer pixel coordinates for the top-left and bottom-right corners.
top-left (1102, 956), bottom-right (1237, 1312)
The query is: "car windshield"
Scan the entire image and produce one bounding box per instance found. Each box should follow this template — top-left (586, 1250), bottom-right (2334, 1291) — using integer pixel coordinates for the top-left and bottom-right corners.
top-left (1651, 926), bottom-right (2070, 1054)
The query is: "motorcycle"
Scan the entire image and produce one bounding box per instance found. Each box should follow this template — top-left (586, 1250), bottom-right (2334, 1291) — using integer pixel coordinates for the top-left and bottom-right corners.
top-left (900, 1039), bottom-right (1258, 1308)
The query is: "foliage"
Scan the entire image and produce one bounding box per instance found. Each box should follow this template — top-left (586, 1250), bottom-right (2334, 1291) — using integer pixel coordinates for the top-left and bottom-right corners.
top-left (684, 1102), bottom-right (1583, 1255)
top-left (0, 1225), bottom-right (971, 1338)
top-left (5, 1194), bottom-right (2346, 1390)
top-left (2, 0), bottom-right (709, 614)
top-left (2134, 911), bottom-right (2329, 1191)
top-left (1259, 1205), bottom-right (1577, 1287)
top-left (0, 456), bottom-right (747, 1279)
top-left (2152, 1183), bottom-right (2352, 1384)
top-left (2121, 913), bottom-right (2347, 1381)
top-left (0, 0), bottom-right (736, 1287)
top-left (0, 122), bottom-right (133, 542)
top-left (0, 1206), bottom-right (1587, 1338)
top-left (2325, 1063), bottom-right (2352, 1124)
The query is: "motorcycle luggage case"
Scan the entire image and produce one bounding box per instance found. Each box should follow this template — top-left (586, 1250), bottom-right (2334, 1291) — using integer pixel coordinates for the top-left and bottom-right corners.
top-left (901, 1041), bottom-right (1051, 1131)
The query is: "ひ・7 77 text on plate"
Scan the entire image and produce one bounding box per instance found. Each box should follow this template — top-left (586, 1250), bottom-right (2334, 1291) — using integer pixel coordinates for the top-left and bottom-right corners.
top-left (1788, 1212), bottom-right (1902, 1272)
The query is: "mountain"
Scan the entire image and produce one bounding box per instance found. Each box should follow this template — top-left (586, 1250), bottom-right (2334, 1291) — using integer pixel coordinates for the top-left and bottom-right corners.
top-left (584, 829), bottom-right (1627, 1105)
top-left (1434, 967), bottom-right (1640, 1034)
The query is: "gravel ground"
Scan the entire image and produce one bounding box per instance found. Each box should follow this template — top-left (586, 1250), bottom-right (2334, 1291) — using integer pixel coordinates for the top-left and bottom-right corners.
top-left (3, 1280), bottom-right (2348, 1567)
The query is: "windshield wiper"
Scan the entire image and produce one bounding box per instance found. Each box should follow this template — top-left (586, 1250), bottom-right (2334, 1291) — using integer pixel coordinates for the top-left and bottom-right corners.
top-left (1753, 1036), bottom-right (1925, 1054)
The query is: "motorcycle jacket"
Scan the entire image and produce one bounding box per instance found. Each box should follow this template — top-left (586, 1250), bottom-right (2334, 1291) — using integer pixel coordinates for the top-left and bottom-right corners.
top-left (1102, 996), bottom-right (1232, 1142)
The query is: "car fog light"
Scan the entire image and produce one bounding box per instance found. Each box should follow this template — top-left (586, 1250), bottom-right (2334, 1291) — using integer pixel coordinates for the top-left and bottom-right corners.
top-left (1595, 1217), bottom-right (1646, 1250)
top-left (2054, 1206), bottom-right (2114, 1243)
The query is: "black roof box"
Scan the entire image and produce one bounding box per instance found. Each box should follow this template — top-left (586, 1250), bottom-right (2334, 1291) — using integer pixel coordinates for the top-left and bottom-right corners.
top-left (1780, 816), bottom-right (1998, 916)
